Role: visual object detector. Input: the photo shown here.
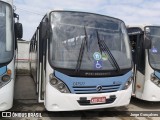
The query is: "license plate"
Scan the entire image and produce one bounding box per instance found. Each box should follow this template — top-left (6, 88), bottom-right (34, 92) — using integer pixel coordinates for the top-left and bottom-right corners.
top-left (90, 97), bottom-right (106, 104)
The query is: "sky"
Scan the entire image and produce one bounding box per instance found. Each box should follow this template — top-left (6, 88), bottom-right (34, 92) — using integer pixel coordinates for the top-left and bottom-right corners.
top-left (14, 0), bottom-right (160, 40)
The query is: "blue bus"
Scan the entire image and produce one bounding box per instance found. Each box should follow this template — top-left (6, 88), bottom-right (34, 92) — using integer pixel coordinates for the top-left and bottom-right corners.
top-left (29, 10), bottom-right (132, 111)
top-left (0, 0), bottom-right (22, 111)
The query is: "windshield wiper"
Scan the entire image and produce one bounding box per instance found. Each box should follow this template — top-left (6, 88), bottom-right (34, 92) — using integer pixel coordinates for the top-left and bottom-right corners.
top-left (96, 31), bottom-right (120, 72)
top-left (75, 26), bottom-right (88, 72)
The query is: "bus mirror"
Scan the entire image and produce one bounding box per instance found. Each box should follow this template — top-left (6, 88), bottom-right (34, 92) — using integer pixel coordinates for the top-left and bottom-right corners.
top-left (144, 37), bottom-right (151, 49)
top-left (15, 22), bottom-right (23, 39)
top-left (39, 22), bottom-right (47, 40)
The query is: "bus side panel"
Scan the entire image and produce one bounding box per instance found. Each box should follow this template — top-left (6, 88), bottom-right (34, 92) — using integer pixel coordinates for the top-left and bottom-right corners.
top-left (134, 50), bottom-right (151, 100)
top-left (0, 78), bottom-right (14, 111)
top-left (30, 30), bottom-right (39, 94)
top-left (142, 78), bottom-right (160, 101)
top-left (30, 45), bottom-right (37, 83)
top-left (134, 71), bottom-right (145, 98)
top-left (141, 51), bottom-right (159, 101)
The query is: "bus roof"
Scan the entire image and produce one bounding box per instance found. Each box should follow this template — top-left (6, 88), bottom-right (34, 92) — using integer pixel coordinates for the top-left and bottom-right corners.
top-left (45, 10), bottom-right (125, 23)
top-left (127, 24), bottom-right (154, 30)
top-left (127, 25), bottom-right (160, 35)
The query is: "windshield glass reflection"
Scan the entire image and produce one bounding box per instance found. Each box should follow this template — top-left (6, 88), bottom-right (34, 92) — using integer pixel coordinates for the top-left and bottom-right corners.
top-left (146, 26), bottom-right (160, 70)
top-left (0, 2), bottom-right (13, 65)
top-left (50, 11), bottom-right (131, 71)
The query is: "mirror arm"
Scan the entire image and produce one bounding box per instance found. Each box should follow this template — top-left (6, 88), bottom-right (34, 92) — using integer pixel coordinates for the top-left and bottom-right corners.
top-left (14, 13), bottom-right (19, 22)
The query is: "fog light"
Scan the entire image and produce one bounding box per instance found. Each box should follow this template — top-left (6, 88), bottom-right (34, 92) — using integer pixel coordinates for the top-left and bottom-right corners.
top-left (50, 78), bottom-right (58, 85)
top-left (58, 83), bottom-right (65, 90)
top-left (2, 75), bottom-right (10, 82)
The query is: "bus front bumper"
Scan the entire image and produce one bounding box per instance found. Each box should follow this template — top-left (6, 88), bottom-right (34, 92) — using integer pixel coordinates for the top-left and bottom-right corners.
top-left (45, 84), bottom-right (132, 111)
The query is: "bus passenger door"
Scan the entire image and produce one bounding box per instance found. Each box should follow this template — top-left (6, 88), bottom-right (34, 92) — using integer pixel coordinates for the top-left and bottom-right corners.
top-left (132, 34), bottom-right (145, 98)
top-left (38, 20), bottom-right (48, 103)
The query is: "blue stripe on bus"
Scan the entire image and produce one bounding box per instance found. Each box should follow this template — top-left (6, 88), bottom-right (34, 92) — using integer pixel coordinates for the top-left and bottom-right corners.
top-left (0, 66), bottom-right (7, 75)
top-left (55, 71), bottom-right (132, 93)
top-left (155, 71), bottom-right (160, 78)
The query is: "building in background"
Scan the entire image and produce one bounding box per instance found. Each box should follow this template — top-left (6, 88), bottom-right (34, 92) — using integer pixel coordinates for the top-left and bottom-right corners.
top-left (16, 40), bottom-right (30, 75)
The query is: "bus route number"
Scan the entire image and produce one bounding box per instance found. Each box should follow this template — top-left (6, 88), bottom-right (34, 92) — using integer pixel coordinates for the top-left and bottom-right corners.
top-left (73, 82), bottom-right (85, 86)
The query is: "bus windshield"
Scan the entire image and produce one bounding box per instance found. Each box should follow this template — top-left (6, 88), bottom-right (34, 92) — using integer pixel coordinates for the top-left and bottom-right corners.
top-left (146, 26), bottom-right (160, 70)
top-left (0, 2), bottom-right (13, 65)
top-left (49, 11), bottom-right (131, 71)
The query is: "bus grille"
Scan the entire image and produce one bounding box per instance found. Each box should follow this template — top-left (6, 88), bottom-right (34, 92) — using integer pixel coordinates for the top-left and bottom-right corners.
top-left (73, 84), bottom-right (121, 94)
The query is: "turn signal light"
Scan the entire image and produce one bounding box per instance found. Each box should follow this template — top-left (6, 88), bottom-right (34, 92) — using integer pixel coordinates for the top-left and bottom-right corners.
top-left (7, 69), bottom-right (12, 75)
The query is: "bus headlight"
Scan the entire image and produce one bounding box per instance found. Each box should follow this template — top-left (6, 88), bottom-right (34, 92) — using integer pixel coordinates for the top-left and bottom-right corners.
top-left (150, 74), bottom-right (160, 86)
top-left (58, 83), bottom-right (65, 89)
top-left (0, 69), bottom-right (12, 88)
top-left (122, 77), bottom-right (132, 90)
top-left (49, 74), bottom-right (70, 93)
top-left (2, 75), bottom-right (10, 82)
top-left (50, 78), bottom-right (58, 85)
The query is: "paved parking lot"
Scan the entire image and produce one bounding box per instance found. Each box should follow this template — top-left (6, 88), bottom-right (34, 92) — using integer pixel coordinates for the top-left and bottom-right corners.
top-left (1, 75), bottom-right (160, 120)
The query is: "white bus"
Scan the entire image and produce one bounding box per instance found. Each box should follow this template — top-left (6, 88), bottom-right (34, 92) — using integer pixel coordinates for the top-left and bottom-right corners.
top-left (30, 10), bottom-right (133, 111)
top-left (0, 0), bottom-right (22, 111)
top-left (128, 26), bottom-right (160, 101)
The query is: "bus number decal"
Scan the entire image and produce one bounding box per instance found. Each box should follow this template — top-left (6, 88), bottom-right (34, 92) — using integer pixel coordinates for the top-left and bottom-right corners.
top-left (73, 82), bottom-right (85, 86)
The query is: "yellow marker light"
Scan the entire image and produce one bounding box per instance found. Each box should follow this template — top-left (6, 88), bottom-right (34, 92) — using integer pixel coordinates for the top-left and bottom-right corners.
top-left (7, 69), bottom-right (12, 75)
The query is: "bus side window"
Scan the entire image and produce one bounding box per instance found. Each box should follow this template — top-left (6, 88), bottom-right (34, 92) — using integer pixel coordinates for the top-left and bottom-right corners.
top-left (30, 40), bottom-right (34, 52)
